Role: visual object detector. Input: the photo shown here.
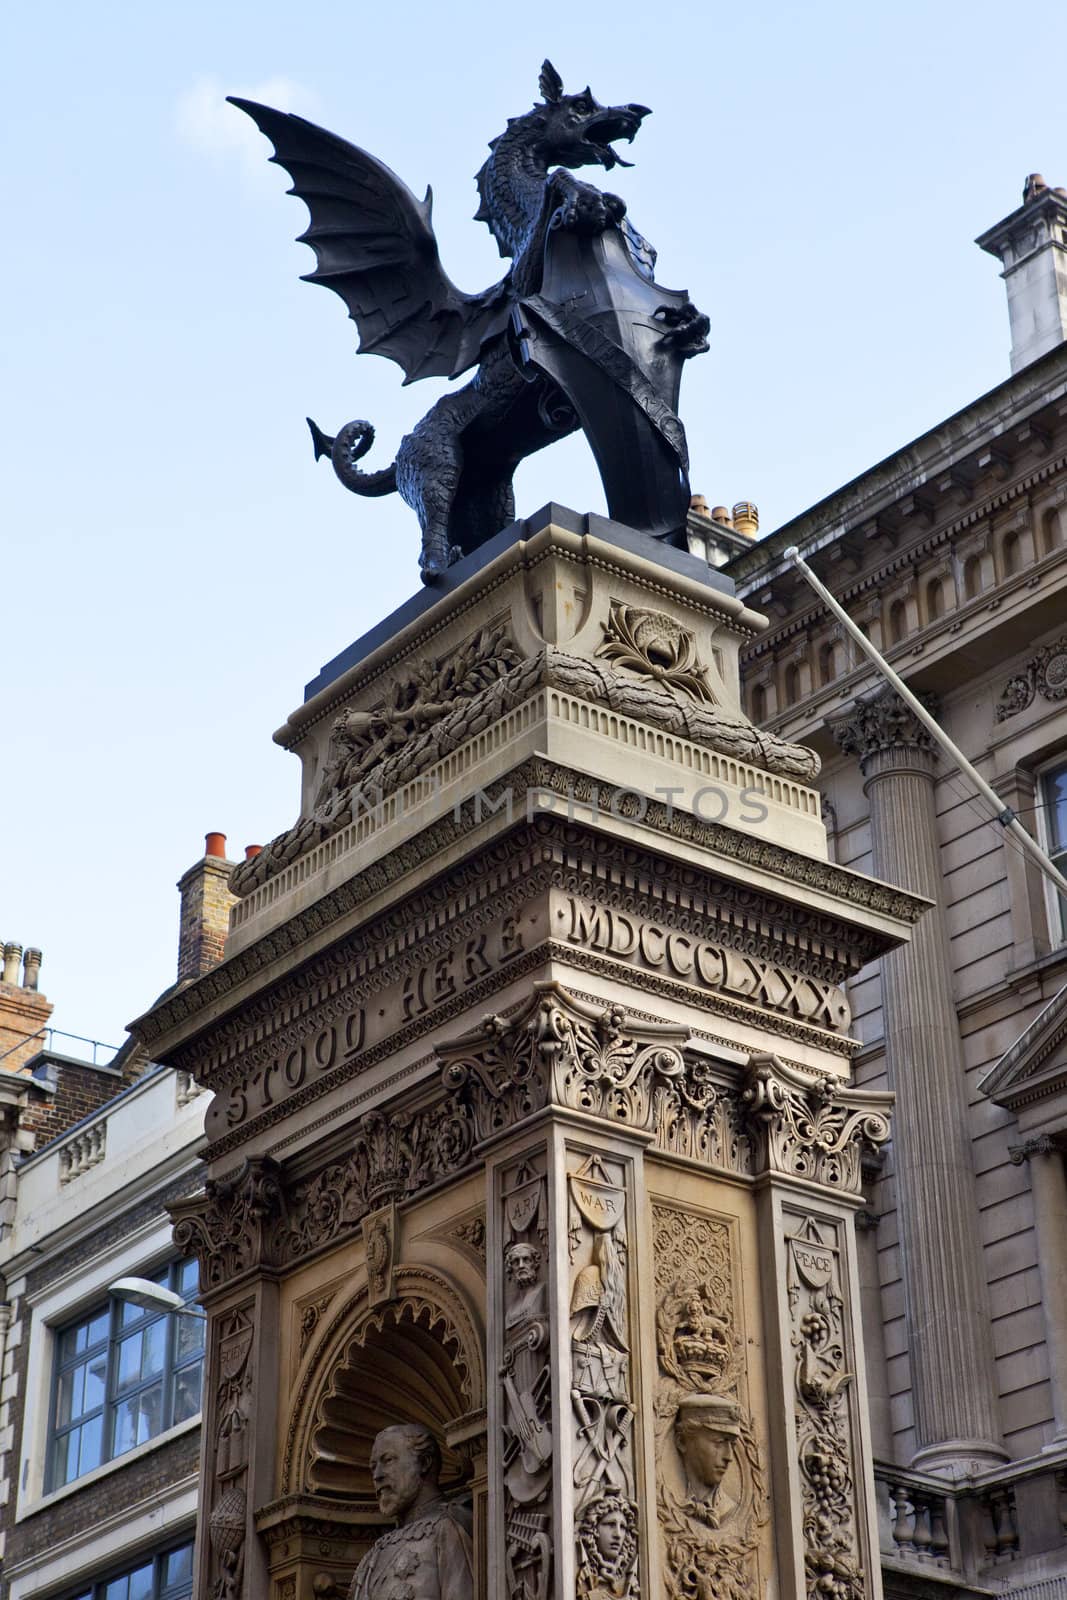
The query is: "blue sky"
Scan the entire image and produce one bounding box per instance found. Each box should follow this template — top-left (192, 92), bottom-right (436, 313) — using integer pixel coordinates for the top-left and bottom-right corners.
top-left (3, 0), bottom-right (1065, 1051)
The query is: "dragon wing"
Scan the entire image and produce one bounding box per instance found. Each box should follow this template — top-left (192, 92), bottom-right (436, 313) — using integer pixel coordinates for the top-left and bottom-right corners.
top-left (229, 98), bottom-right (509, 384)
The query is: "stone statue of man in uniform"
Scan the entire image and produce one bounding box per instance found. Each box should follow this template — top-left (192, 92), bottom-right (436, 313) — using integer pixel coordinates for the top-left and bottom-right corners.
top-left (348, 1424), bottom-right (474, 1599)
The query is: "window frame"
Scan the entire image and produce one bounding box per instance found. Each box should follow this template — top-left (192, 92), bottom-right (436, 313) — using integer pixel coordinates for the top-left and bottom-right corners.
top-left (47, 1259), bottom-right (203, 1494)
top-left (1036, 754), bottom-right (1067, 946)
top-left (58, 1536), bottom-right (195, 1600)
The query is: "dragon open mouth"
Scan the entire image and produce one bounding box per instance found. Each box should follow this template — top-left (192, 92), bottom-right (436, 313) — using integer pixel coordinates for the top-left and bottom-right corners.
top-left (581, 105), bottom-right (649, 169)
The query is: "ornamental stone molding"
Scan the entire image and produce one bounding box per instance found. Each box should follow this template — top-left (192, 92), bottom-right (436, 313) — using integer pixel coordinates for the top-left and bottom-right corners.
top-left (438, 981), bottom-right (689, 1141)
top-left (232, 653), bottom-right (820, 895)
top-left (832, 688), bottom-right (938, 771)
top-left (595, 599), bottom-right (719, 703)
top-left (994, 632), bottom-right (1067, 721)
top-left (739, 1054), bottom-right (892, 1192)
top-left (170, 1157), bottom-right (286, 1290)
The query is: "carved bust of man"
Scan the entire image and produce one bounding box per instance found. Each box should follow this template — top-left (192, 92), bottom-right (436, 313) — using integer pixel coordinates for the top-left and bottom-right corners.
top-left (673, 1395), bottom-right (741, 1528)
top-left (348, 1424), bottom-right (474, 1600)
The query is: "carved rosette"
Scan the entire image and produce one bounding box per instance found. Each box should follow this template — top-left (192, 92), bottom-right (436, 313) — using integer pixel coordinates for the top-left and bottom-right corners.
top-left (787, 1216), bottom-right (866, 1600)
top-left (740, 1055), bottom-right (891, 1193)
top-left (652, 1203), bottom-right (766, 1600)
top-left (439, 982), bottom-right (688, 1141)
top-left (995, 632), bottom-right (1067, 721)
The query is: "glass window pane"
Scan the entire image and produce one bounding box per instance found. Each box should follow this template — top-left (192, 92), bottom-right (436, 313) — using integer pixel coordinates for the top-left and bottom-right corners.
top-left (162, 1544), bottom-right (194, 1586)
top-left (127, 1559), bottom-right (155, 1600)
top-left (175, 1259), bottom-right (198, 1299)
top-left (1047, 766), bottom-right (1067, 849)
top-left (56, 1365), bottom-right (81, 1426)
top-left (104, 1578), bottom-right (130, 1600)
top-left (79, 1410), bottom-right (104, 1475)
top-left (116, 1320), bottom-right (166, 1391)
top-left (112, 1380), bottom-right (164, 1455)
top-left (60, 1310), bottom-right (108, 1363)
top-left (172, 1359), bottom-right (203, 1424)
top-left (175, 1313), bottom-right (204, 1363)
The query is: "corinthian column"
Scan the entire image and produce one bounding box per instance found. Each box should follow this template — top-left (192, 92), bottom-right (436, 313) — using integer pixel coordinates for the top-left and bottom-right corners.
top-left (835, 689), bottom-right (1005, 1478)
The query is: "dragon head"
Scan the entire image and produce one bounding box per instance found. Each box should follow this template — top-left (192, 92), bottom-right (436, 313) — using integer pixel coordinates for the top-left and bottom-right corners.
top-left (474, 62), bottom-right (650, 256)
top-left (532, 58), bottom-right (649, 173)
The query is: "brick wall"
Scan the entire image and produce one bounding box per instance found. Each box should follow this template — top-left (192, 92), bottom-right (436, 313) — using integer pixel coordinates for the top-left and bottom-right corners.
top-left (177, 855), bottom-right (237, 983)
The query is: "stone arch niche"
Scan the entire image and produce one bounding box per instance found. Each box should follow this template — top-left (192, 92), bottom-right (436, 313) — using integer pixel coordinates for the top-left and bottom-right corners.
top-left (261, 1267), bottom-right (487, 1600)
top-left (309, 1297), bottom-right (476, 1500)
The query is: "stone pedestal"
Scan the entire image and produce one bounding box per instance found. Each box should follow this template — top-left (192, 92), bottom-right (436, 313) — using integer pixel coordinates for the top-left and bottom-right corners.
top-left (135, 509), bottom-right (924, 1600)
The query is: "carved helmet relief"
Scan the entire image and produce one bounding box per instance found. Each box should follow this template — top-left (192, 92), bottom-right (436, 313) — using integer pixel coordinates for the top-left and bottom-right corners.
top-left (652, 1204), bottom-right (766, 1600)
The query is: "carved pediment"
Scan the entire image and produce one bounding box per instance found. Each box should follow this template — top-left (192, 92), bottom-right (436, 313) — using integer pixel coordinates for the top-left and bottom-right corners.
top-left (978, 985), bottom-right (1067, 1112)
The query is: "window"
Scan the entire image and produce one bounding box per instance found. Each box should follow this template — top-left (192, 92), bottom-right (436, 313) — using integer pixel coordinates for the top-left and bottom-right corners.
top-left (50, 1260), bottom-right (203, 1491)
top-left (783, 662), bottom-right (801, 705)
top-left (888, 599), bottom-right (908, 645)
top-left (963, 554), bottom-right (982, 600)
top-left (64, 1539), bottom-right (194, 1600)
top-left (1041, 761), bottom-right (1067, 943)
top-left (925, 577), bottom-right (945, 621)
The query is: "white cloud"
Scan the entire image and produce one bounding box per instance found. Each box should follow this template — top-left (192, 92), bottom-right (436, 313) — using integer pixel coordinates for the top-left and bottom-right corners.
top-left (175, 76), bottom-right (319, 177)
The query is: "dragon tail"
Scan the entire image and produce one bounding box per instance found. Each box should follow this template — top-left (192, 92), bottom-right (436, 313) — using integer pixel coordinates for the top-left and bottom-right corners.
top-left (306, 417), bottom-right (397, 498)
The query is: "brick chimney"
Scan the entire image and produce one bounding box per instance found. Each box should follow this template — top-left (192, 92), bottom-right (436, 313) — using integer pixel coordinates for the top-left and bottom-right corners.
top-left (176, 832), bottom-right (238, 983)
top-left (0, 943), bottom-right (53, 1074)
top-left (977, 175), bottom-right (1067, 373)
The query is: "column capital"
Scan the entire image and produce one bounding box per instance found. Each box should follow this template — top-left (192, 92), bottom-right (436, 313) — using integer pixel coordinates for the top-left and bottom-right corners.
top-left (739, 1053), bottom-right (891, 1193)
top-left (438, 981), bottom-right (689, 1144)
top-left (170, 1156), bottom-right (286, 1292)
top-left (832, 687), bottom-right (938, 774)
top-left (1009, 1132), bottom-right (1061, 1164)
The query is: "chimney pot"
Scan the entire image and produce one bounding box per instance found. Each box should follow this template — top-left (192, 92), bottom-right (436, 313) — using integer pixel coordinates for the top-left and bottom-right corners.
top-left (2, 942), bottom-right (23, 986)
top-left (204, 832), bottom-right (227, 860)
top-left (689, 494), bottom-right (710, 518)
top-left (732, 502), bottom-right (760, 538)
top-left (710, 505), bottom-right (733, 526)
top-left (22, 948), bottom-right (42, 991)
top-left (244, 844), bottom-right (262, 860)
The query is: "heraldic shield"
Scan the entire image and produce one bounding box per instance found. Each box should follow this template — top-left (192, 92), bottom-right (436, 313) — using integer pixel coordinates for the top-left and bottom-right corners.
top-left (513, 218), bottom-right (695, 544)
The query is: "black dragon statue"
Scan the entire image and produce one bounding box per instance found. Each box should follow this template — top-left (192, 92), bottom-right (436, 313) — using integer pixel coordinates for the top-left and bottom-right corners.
top-left (232, 62), bottom-right (710, 581)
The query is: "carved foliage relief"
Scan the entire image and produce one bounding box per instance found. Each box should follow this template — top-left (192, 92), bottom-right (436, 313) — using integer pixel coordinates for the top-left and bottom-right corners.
top-left (569, 1153), bottom-right (640, 1599)
top-left (441, 983), bottom-right (688, 1142)
top-left (500, 1156), bottom-right (554, 1600)
top-left (786, 1215), bottom-right (865, 1600)
top-left (652, 1204), bottom-right (765, 1600)
top-left (207, 1305), bottom-right (255, 1600)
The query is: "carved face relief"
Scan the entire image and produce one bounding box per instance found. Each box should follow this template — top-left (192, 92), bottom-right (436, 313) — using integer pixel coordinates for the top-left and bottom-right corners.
top-left (369, 1427), bottom-right (433, 1520)
top-left (505, 1242), bottom-right (541, 1289)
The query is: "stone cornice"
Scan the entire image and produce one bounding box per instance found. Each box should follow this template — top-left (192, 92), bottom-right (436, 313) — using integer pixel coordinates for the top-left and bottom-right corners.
top-left (979, 984), bottom-right (1067, 1109)
top-left (132, 760), bottom-right (927, 1054)
top-left (727, 341), bottom-right (1067, 594)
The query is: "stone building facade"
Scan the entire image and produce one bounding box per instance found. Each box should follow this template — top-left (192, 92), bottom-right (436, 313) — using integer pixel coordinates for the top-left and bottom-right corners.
top-left (717, 179), bottom-right (1067, 1596)
top-left (0, 840), bottom-right (239, 1600)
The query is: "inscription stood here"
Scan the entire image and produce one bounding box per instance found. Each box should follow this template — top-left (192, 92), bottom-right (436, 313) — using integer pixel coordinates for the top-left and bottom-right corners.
top-left (560, 897), bottom-right (851, 1030)
top-left (204, 914), bottom-right (526, 1136)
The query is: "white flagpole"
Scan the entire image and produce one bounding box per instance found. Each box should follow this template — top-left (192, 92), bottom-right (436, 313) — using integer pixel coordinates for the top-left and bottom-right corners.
top-left (783, 545), bottom-right (1067, 900)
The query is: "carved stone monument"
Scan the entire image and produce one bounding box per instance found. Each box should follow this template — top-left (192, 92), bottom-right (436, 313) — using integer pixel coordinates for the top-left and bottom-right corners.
top-left (134, 67), bottom-right (928, 1600)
